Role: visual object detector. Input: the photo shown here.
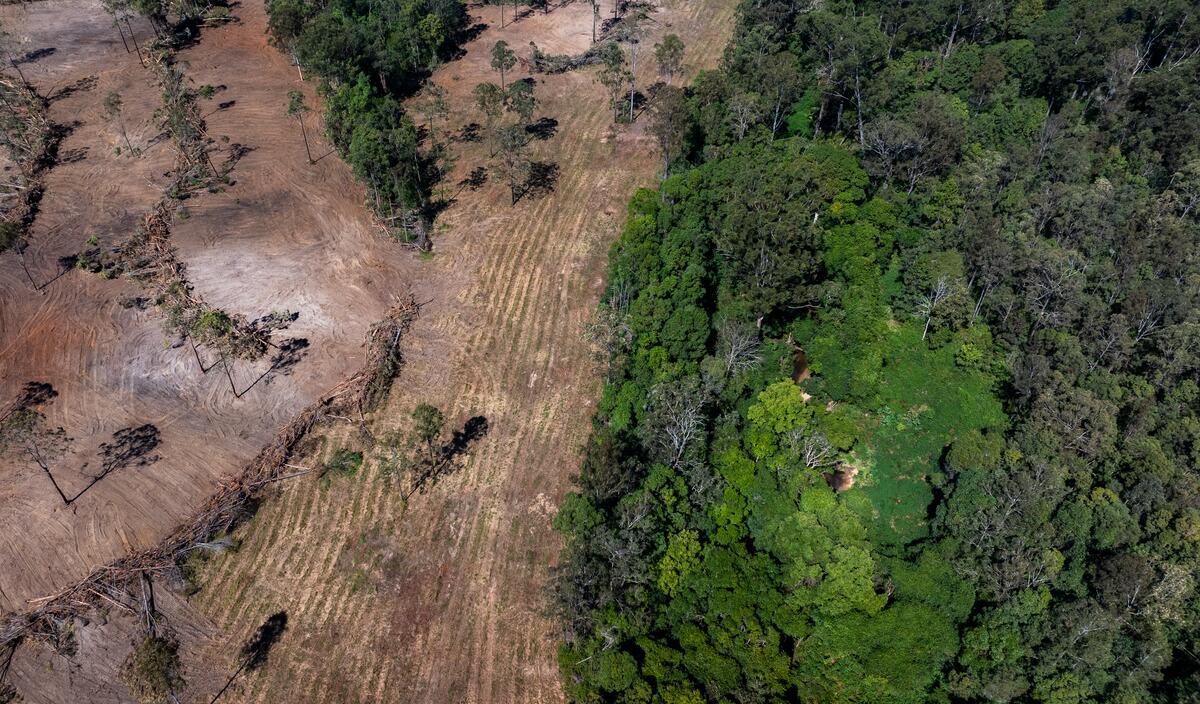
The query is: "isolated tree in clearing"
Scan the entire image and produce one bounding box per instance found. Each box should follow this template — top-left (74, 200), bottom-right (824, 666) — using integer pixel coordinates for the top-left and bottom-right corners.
top-left (285, 89), bottom-right (312, 163)
top-left (474, 81), bottom-right (505, 127)
top-left (491, 40), bottom-right (517, 89)
top-left (654, 33), bottom-right (684, 85)
top-left (119, 635), bottom-right (185, 704)
top-left (495, 124), bottom-right (531, 205)
top-left (589, 0), bottom-right (600, 43)
top-left (411, 402), bottom-right (445, 463)
top-left (596, 45), bottom-right (631, 123)
top-left (0, 407), bottom-right (72, 506)
top-left (506, 80), bottom-right (537, 125)
top-left (103, 90), bottom-right (136, 155)
top-left (614, 9), bottom-right (649, 121)
top-left (474, 81), bottom-right (505, 155)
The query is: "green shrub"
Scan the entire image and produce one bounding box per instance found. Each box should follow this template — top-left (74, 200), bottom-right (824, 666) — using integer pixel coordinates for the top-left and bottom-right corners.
top-left (191, 309), bottom-right (233, 339)
top-left (326, 449), bottom-right (364, 478)
top-left (119, 635), bottom-right (185, 704)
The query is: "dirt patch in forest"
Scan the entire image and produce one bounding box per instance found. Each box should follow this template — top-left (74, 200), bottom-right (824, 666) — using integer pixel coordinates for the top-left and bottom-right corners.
top-left (825, 461), bottom-right (861, 492)
top-left (2, 0), bottom-right (734, 701)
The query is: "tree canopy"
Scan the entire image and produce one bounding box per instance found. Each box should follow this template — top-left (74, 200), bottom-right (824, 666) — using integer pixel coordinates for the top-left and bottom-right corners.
top-left (557, 1), bottom-right (1200, 702)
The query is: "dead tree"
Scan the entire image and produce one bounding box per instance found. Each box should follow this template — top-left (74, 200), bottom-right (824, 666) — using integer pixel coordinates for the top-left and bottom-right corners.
top-left (644, 381), bottom-right (705, 469)
top-left (717, 320), bottom-right (762, 377)
top-left (917, 274), bottom-right (951, 340)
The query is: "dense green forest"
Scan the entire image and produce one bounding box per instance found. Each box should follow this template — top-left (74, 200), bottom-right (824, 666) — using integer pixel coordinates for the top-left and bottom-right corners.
top-left (555, 1), bottom-right (1200, 702)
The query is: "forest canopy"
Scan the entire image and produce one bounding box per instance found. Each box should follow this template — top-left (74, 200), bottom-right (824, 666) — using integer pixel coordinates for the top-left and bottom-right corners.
top-left (556, 1), bottom-right (1200, 702)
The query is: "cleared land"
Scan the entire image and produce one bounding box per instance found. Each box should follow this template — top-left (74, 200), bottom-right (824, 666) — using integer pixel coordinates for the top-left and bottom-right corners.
top-left (0, 0), bottom-right (408, 696)
top-left (186, 1), bottom-right (735, 703)
top-left (2, 0), bottom-right (733, 700)
top-left (0, 0), bottom-right (413, 610)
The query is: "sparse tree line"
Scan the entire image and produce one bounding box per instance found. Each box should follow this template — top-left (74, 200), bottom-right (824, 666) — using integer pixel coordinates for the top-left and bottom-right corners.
top-left (4, 4), bottom-right (271, 362)
top-left (84, 46), bottom-right (283, 363)
top-left (466, 39), bottom-right (551, 205)
top-left (556, 0), bottom-right (1200, 702)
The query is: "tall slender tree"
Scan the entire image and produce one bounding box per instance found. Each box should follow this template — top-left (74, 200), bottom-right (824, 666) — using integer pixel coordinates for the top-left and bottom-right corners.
top-left (286, 90), bottom-right (313, 163)
top-left (654, 34), bottom-right (684, 85)
top-left (506, 80), bottom-right (537, 125)
top-left (650, 84), bottom-right (687, 177)
top-left (490, 40), bottom-right (517, 89)
top-left (494, 124), bottom-right (530, 205)
top-left (614, 12), bottom-right (648, 122)
top-left (104, 91), bottom-right (136, 155)
top-left (597, 47), bottom-right (631, 123)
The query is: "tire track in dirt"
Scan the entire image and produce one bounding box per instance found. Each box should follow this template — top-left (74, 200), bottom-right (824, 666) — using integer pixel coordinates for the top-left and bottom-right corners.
top-left (1, 0), bottom-right (437, 696)
top-left (189, 2), bottom-right (735, 703)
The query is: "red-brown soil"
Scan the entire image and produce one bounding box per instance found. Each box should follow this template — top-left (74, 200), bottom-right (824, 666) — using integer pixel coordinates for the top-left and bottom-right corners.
top-left (0, 0), bottom-right (403, 621)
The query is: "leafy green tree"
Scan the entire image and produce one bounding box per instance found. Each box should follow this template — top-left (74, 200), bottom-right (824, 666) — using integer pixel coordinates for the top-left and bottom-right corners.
top-left (494, 124), bottom-right (530, 205)
top-left (649, 84), bottom-right (688, 177)
top-left (265, 0), bottom-right (312, 74)
top-left (119, 635), bottom-right (185, 704)
top-left (265, 0), bottom-right (467, 249)
top-left (505, 79), bottom-right (536, 125)
top-left (473, 81), bottom-right (505, 127)
top-left (414, 79), bottom-right (449, 147)
top-left (490, 40), bottom-right (516, 89)
top-left (596, 47), bottom-right (631, 123)
top-left (411, 402), bottom-right (444, 460)
top-left (654, 33), bottom-right (684, 85)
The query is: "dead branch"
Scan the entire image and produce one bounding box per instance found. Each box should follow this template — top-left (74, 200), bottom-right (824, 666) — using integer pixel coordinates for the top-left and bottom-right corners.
top-left (0, 297), bottom-right (418, 650)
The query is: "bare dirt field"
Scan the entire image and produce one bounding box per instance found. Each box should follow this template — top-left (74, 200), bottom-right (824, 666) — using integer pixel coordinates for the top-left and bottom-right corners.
top-left (0, 0), bottom-right (408, 689)
top-left (2, 0), bottom-right (733, 700)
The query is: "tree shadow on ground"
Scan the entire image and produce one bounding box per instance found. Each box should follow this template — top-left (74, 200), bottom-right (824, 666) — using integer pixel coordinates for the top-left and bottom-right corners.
top-left (408, 415), bottom-right (490, 497)
top-left (224, 335), bottom-right (309, 397)
top-left (447, 23), bottom-right (490, 60)
top-left (458, 166), bottom-right (488, 191)
top-left (525, 116), bottom-right (558, 141)
top-left (455, 122), bottom-right (483, 143)
top-left (58, 147), bottom-right (88, 164)
top-left (15, 47), bottom-right (56, 65)
top-left (48, 75), bottom-right (96, 103)
top-left (521, 161), bottom-right (559, 201)
top-left (64, 424), bottom-right (163, 507)
top-left (205, 99), bottom-right (236, 118)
